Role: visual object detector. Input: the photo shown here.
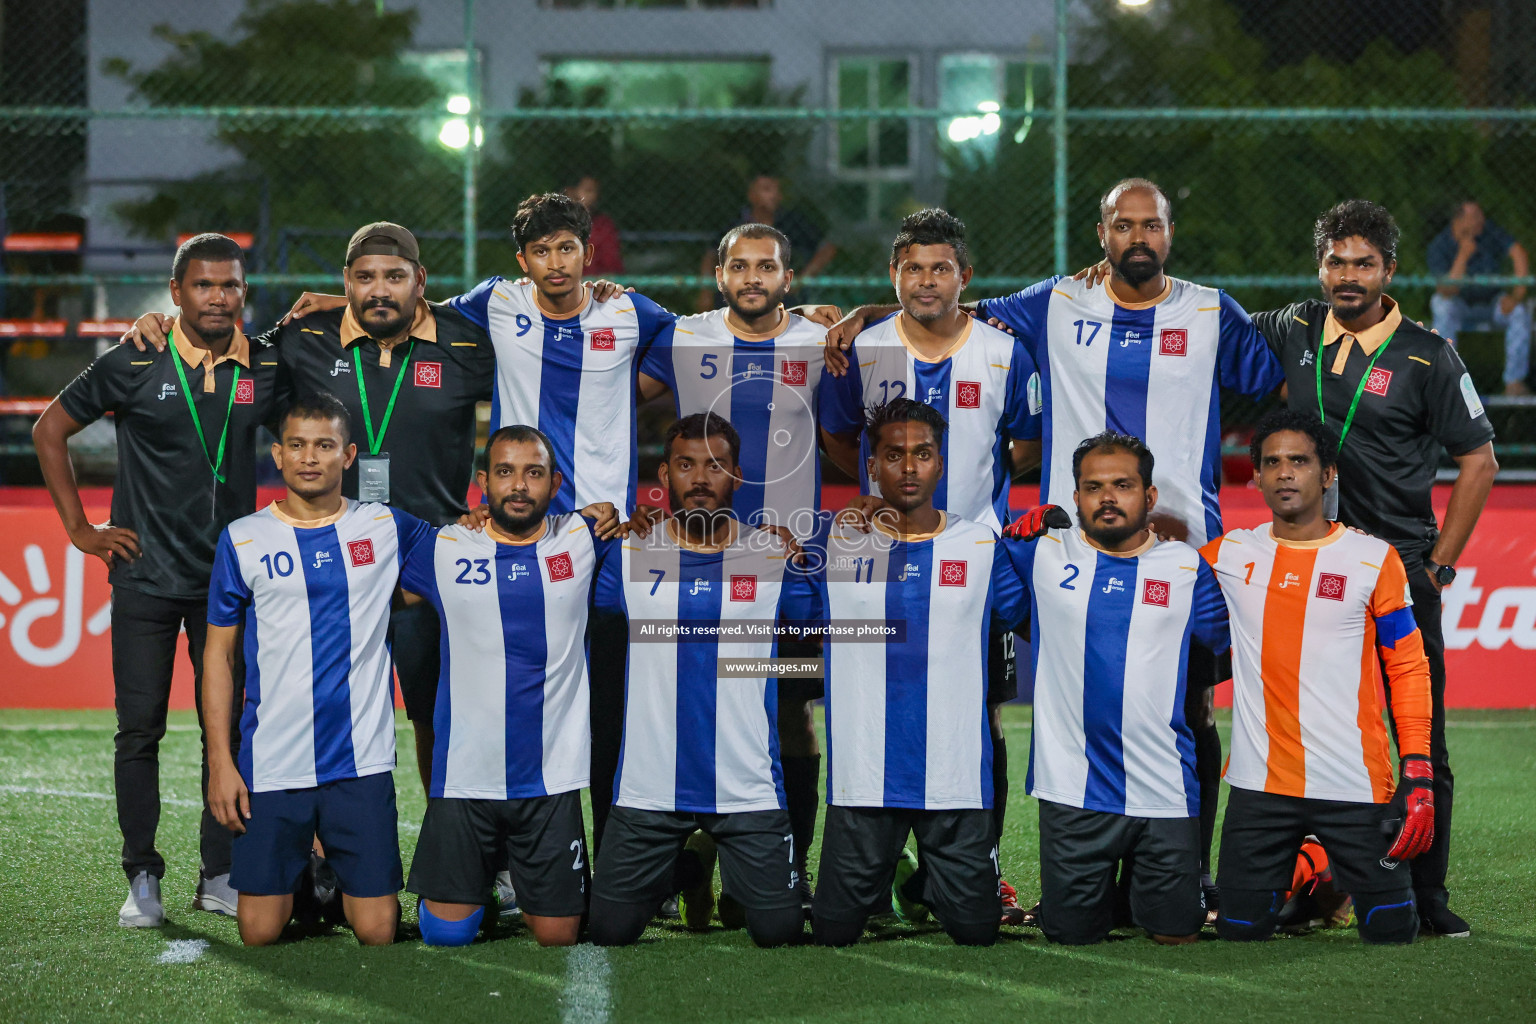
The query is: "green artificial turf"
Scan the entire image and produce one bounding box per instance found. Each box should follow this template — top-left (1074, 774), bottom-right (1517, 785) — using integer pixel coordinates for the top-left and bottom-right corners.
top-left (2, 706), bottom-right (1533, 1023)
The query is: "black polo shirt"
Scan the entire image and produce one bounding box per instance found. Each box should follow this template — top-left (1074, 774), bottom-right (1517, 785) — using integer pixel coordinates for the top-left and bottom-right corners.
top-left (57, 324), bottom-right (282, 601)
top-left (1252, 297), bottom-right (1496, 570)
top-left (262, 300), bottom-right (495, 526)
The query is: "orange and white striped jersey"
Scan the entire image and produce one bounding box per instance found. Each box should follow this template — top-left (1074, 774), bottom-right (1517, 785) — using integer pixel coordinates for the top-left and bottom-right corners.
top-left (1200, 523), bottom-right (1431, 804)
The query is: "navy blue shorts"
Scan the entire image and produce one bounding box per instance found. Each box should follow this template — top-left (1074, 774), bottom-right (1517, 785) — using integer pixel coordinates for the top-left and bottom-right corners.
top-left (231, 772), bottom-right (403, 898)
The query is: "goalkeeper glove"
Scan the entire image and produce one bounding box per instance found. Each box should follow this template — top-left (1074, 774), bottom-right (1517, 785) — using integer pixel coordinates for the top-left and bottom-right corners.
top-left (1003, 504), bottom-right (1072, 542)
top-left (1381, 755), bottom-right (1434, 868)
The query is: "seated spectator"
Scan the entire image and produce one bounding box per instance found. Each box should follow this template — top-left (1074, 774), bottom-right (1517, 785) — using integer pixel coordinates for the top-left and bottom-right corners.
top-left (697, 173), bottom-right (836, 312)
top-left (1428, 200), bottom-right (1530, 396)
top-left (563, 172), bottom-right (624, 276)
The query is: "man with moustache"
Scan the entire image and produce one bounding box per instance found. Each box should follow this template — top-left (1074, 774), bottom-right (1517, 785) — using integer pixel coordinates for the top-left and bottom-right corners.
top-left (998, 432), bottom-right (1230, 946)
top-left (587, 413), bottom-right (816, 949)
top-left (398, 425), bottom-right (620, 948)
top-left (34, 233), bottom-right (280, 926)
top-left (1247, 201), bottom-right (1498, 937)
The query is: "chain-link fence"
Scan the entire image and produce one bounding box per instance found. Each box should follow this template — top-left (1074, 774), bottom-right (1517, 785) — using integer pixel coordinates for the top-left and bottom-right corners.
top-left (2, 0), bottom-right (1533, 478)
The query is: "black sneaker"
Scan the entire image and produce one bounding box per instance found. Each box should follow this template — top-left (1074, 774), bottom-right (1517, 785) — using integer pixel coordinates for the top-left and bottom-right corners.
top-left (1201, 875), bottom-right (1221, 926)
top-left (795, 864), bottom-right (814, 921)
top-left (1419, 901), bottom-right (1471, 938)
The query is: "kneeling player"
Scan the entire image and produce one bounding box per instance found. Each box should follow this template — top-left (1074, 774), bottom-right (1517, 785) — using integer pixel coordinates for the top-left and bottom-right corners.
top-left (587, 414), bottom-right (816, 948)
top-left (1001, 432), bottom-right (1229, 944)
top-left (203, 393), bottom-right (433, 946)
top-left (1201, 410), bottom-right (1434, 945)
top-left (399, 426), bottom-right (620, 947)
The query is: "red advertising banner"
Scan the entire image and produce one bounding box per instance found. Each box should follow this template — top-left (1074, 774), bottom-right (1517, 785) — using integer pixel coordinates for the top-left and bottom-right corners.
top-left (0, 488), bottom-right (1531, 709)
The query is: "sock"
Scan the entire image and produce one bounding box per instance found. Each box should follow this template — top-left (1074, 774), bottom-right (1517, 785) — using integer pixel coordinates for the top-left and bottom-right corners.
top-left (1192, 721), bottom-right (1222, 873)
top-left (991, 733), bottom-right (1008, 847)
top-left (418, 901), bottom-right (484, 947)
top-left (782, 754), bottom-right (821, 869)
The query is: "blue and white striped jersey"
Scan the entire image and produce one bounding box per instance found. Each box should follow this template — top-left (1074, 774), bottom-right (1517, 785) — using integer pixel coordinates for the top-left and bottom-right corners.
top-left (399, 514), bottom-right (612, 801)
top-left (802, 513), bottom-right (1028, 810)
top-left (595, 522), bottom-right (821, 815)
top-left (1003, 528), bottom-right (1230, 817)
top-left (820, 313), bottom-right (1041, 532)
top-left (977, 276), bottom-right (1282, 546)
top-left (448, 277), bottom-right (674, 514)
top-left (208, 500), bottom-right (432, 793)
top-left (641, 308), bottom-right (829, 533)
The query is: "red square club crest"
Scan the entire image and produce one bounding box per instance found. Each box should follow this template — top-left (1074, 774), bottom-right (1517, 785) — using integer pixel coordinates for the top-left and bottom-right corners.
top-left (414, 361), bottom-right (442, 388)
top-left (1364, 367), bottom-right (1392, 396)
top-left (1142, 578), bottom-right (1171, 607)
top-left (1316, 572), bottom-right (1348, 601)
top-left (939, 560), bottom-right (968, 587)
top-left (234, 378), bottom-right (255, 404)
top-left (545, 552), bottom-right (575, 582)
top-left (730, 575), bottom-right (758, 602)
top-left (347, 539), bottom-right (375, 567)
top-left (1158, 329), bottom-right (1188, 356)
top-left (955, 381), bottom-right (981, 409)
top-left (780, 359), bottom-right (807, 387)
top-left (589, 327), bottom-right (616, 351)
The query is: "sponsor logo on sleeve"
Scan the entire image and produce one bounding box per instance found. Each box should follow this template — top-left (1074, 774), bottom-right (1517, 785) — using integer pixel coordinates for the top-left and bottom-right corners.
top-left (1364, 366), bottom-right (1393, 397)
top-left (234, 378), bottom-right (255, 404)
top-left (939, 560), bottom-right (968, 587)
top-left (1158, 328), bottom-right (1188, 356)
top-left (589, 327), bottom-right (616, 351)
top-left (1459, 372), bottom-right (1485, 419)
top-left (1316, 572), bottom-right (1348, 601)
top-left (781, 359), bottom-right (807, 387)
top-left (956, 381), bottom-right (981, 408)
top-left (730, 574), bottom-right (758, 601)
top-left (1027, 371), bottom-right (1043, 415)
top-left (545, 552), bottom-right (575, 582)
top-left (414, 361), bottom-right (442, 388)
top-left (1142, 579), bottom-right (1170, 607)
top-left (346, 539), bottom-right (375, 567)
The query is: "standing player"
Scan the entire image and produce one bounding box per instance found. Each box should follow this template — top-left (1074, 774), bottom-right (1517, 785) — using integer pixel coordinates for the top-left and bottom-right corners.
top-left (637, 222), bottom-right (832, 909)
top-left (820, 209), bottom-right (1040, 922)
top-left (805, 400), bottom-right (1028, 948)
top-left (1201, 408), bottom-right (1434, 944)
top-left (399, 426), bottom-right (619, 947)
top-left (202, 392), bottom-right (431, 947)
top-left (587, 413), bottom-right (815, 949)
top-left (33, 233), bottom-right (279, 925)
top-left (1000, 432), bottom-right (1230, 945)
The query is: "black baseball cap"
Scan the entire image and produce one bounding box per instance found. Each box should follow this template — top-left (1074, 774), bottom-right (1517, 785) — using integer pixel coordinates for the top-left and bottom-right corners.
top-left (345, 222), bottom-right (420, 265)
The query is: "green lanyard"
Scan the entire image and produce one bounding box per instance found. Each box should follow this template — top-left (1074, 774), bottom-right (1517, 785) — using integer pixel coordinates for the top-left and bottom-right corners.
top-left (354, 340), bottom-right (415, 456)
top-left (167, 330), bottom-right (240, 484)
top-left (1315, 328), bottom-right (1394, 452)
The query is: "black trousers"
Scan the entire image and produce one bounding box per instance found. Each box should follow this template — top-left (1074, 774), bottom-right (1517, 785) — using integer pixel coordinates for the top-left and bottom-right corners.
top-left (1382, 569), bottom-right (1452, 904)
top-left (587, 610), bottom-right (629, 856)
top-left (111, 588), bottom-right (241, 881)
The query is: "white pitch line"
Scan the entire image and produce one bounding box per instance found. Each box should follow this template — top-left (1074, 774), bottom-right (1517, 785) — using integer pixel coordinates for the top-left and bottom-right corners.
top-left (157, 939), bottom-right (209, 964)
top-left (560, 944), bottom-right (612, 1024)
top-left (0, 784), bottom-right (200, 808)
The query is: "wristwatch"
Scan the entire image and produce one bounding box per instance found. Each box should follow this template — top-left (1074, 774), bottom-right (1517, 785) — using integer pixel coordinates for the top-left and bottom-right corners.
top-left (1426, 560), bottom-right (1457, 587)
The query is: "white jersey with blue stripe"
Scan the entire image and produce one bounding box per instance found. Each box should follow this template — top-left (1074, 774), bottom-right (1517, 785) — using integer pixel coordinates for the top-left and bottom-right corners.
top-left (977, 276), bottom-right (1281, 546)
top-left (208, 500), bottom-right (429, 793)
top-left (400, 514), bottom-right (610, 801)
top-left (595, 522), bottom-right (821, 815)
top-left (1004, 528), bottom-right (1230, 817)
top-left (820, 313), bottom-right (1041, 532)
top-left (803, 513), bottom-right (1027, 810)
top-left (448, 277), bottom-right (674, 514)
top-left (641, 308), bottom-right (829, 533)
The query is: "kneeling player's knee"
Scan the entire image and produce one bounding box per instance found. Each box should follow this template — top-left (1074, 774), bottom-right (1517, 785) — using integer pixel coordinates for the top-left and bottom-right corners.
top-left (811, 914), bottom-right (865, 947)
top-left (526, 914), bottom-right (582, 947)
top-left (744, 906), bottom-right (804, 948)
top-left (587, 896), bottom-right (651, 947)
top-left (418, 902), bottom-right (482, 947)
top-left (942, 917), bottom-right (999, 947)
top-left (1215, 888), bottom-right (1283, 942)
top-left (1355, 892), bottom-right (1418, 945)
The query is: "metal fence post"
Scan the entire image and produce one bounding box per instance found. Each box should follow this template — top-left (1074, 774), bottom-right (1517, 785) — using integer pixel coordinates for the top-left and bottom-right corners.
top-left (1053, 0), bottom-right (1069, 277)
top-left (462, 0), bottom-right (478, 290)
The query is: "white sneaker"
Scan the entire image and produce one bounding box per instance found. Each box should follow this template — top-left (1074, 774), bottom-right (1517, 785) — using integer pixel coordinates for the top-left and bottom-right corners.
top-left (119, 871), bottom-right (165, 928)
top-left (494, 870), bottom-right (521, 920)
top-left (194, 872), bottom-right (238, 916)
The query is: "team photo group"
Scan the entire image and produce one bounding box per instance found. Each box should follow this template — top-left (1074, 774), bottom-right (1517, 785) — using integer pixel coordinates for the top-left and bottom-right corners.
top-left (33, 175), bottom-right (1497, 953)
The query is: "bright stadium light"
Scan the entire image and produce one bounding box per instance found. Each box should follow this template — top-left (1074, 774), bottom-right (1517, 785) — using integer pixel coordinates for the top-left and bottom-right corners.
top-left (439, 118), bottom-right (471, 149)
top-left (1118, 0), bottom-right (1151, 6)
top-left (947, 100), bottom-right (1002, 144)
top-left (446, 94), bottom-right (472, 115)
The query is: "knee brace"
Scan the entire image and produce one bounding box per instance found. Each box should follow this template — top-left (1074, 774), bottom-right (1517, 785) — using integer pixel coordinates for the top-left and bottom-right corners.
top-left (587, 896), bottom-right (653, 947)
top-left (942, 917), bottom-right (999, 947)
top-left (811, 914), bottom-right (865, 947)
top-left (418, 902), bottom-right (483, 947)
top-left (1355, 891), bottom-right (1419, 945)
top-left (1215, 888), bottom-right (1285, 942)
top-left (745, 905), bottom-right (805, 948)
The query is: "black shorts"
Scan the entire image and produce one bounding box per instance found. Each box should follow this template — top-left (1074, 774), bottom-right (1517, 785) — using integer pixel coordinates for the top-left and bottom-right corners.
top-left (231, 772), bottom-right (402, 898)
top-left (987, 629), bottom-right (1017, 705)
top-left (1036, 799), bottom-right (1202, 943)
top-left (1217, 786), bottom-right (1411, 895)
top-left (1185, 638), bottom-right (1226, 692)
top-left (592, 805), bottom-right (800, 912)
top-left (813, 805), bottom-right (998, 928)
top-left (777, 638), bottom-right (824, 702)
top-left (406, 790), bottom-right (588, 917)
top-left (390, 601), bottom-right (442, 722)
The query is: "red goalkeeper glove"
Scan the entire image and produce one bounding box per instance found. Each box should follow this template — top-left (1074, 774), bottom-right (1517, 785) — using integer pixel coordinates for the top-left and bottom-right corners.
top-left (1004, 504), bottom-right (1072, 541)
top-left (1382, 755), bottom-right (1434, 867)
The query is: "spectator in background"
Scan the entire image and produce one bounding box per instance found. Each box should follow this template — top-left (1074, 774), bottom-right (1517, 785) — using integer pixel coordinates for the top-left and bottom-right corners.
top-left (1428, 200), bottom-right (1530, 396)
top-left (698, 173), bottom-right (837, 312)
top-left (564, 172), bottom-right (625, 276)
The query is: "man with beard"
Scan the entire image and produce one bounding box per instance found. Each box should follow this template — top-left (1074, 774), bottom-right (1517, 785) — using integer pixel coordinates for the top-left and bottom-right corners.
top-left (587, 413), bottom-right (816, 949)
top-left (34, 233), bottom-right (280, 925)
top-left (1246, 201), bottom-right (1497, 937)
top-left (636, 223), bottom-right (835, 914)
top-left (997, 432), bottom-right (1229, 945)
top-left (819, 208), bottom-right (1041, 924)
top-left (396, 425), bottom-right (621, 947)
